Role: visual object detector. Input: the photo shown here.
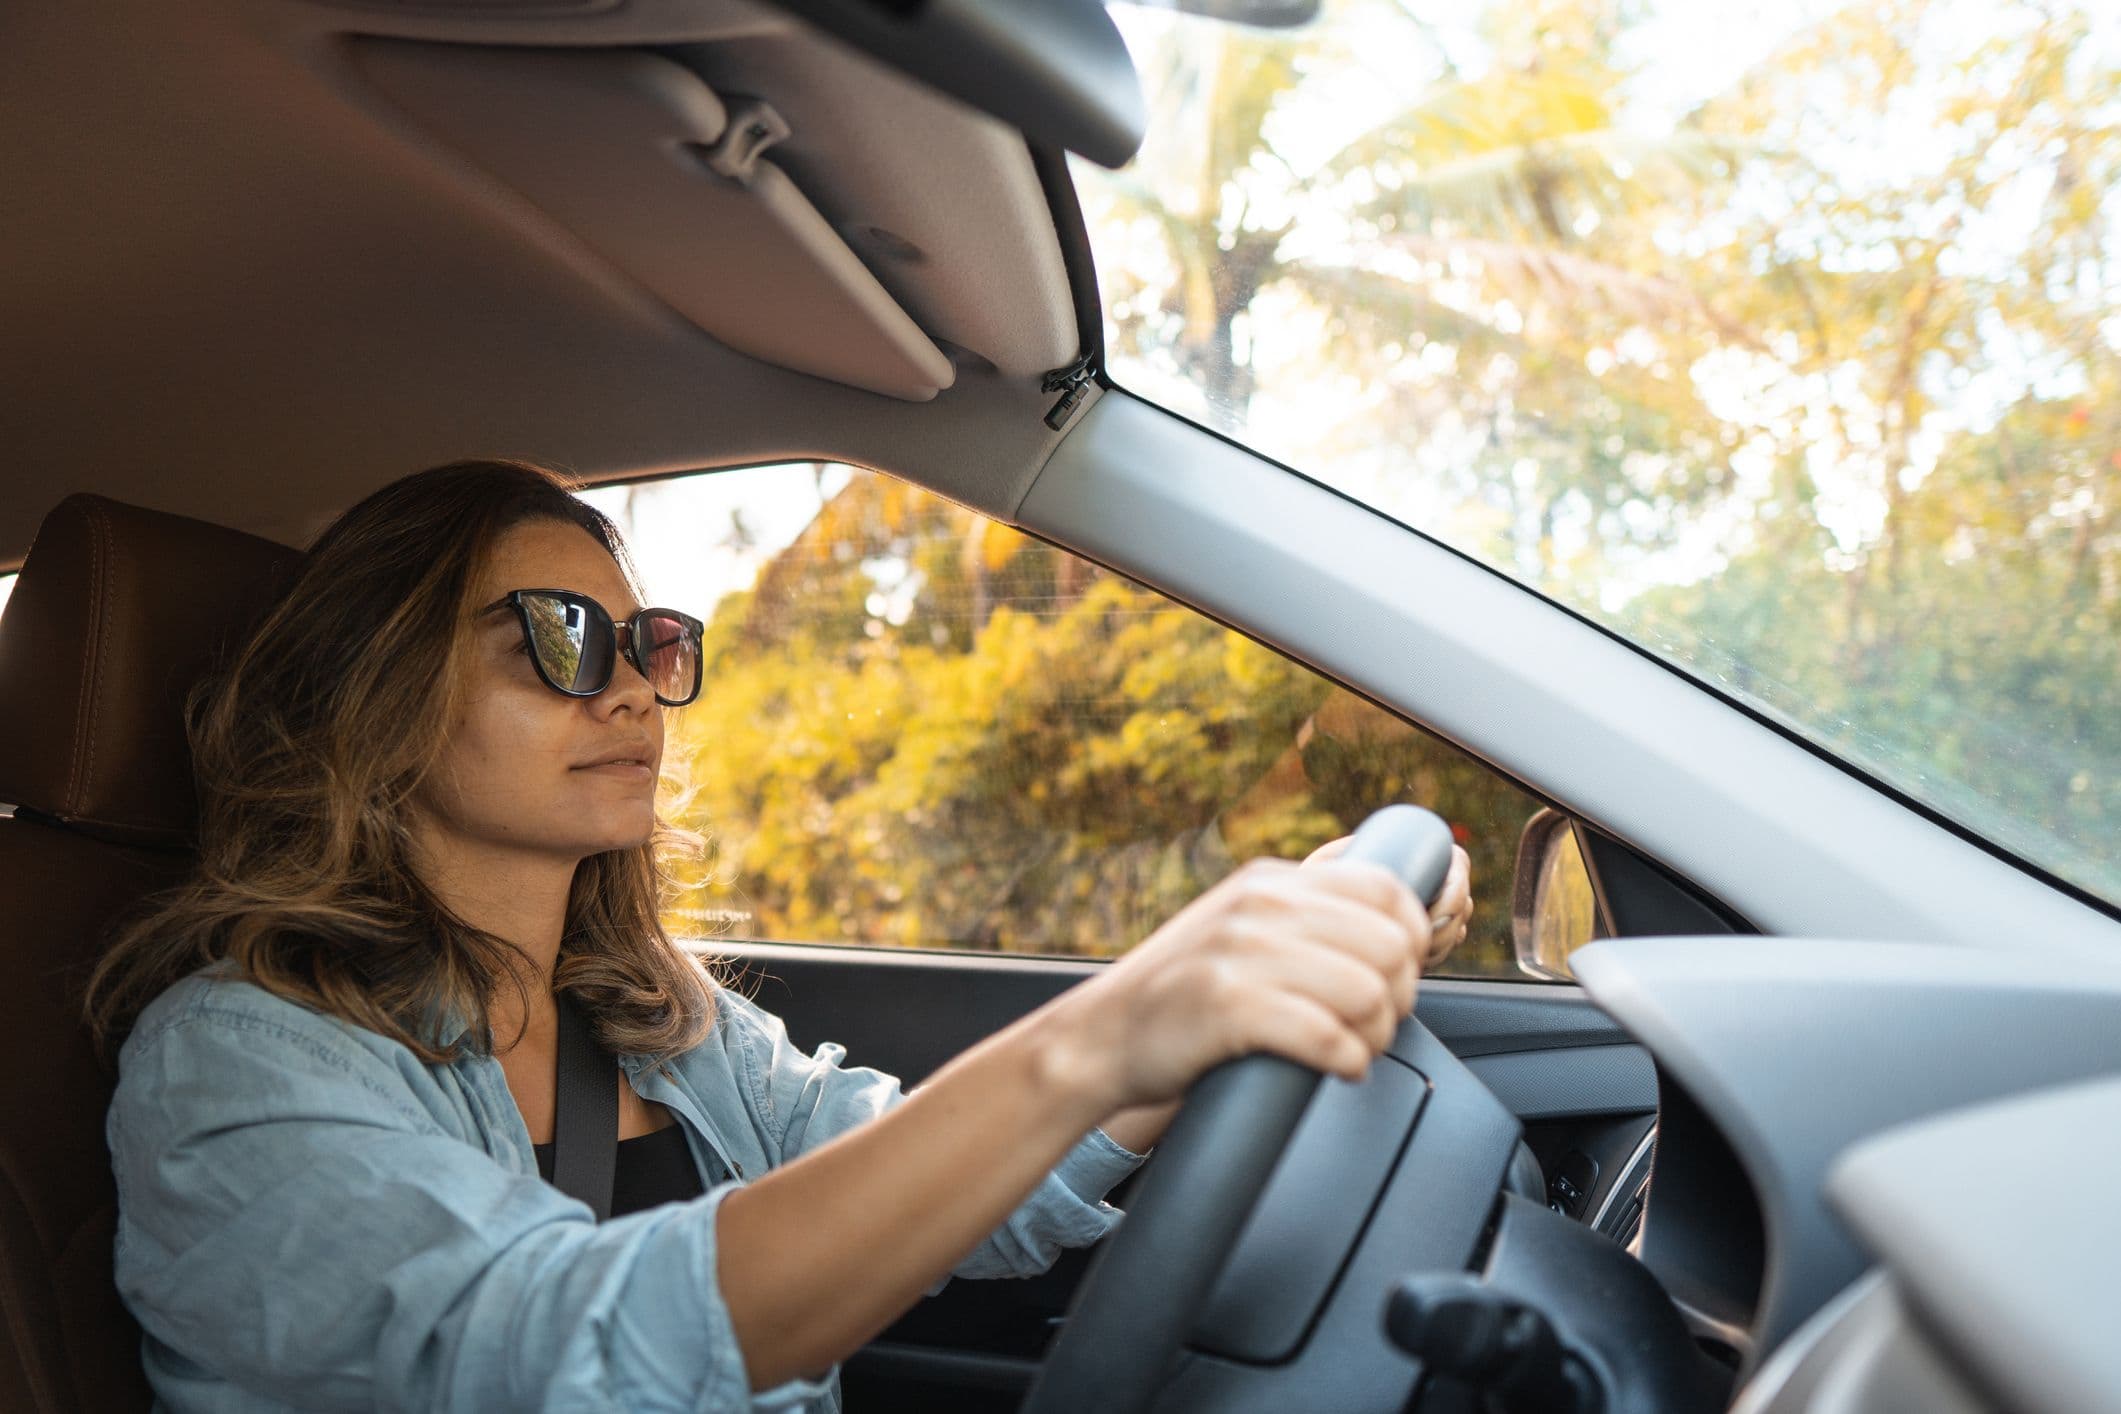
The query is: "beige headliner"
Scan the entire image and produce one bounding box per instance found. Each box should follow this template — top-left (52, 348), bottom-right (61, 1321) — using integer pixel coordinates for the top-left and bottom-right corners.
top-left (0, 0), bottom-right (1091, 563)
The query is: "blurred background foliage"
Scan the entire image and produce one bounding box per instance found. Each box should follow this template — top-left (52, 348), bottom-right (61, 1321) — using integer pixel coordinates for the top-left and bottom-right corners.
top-left (1082, 0), bottom-right (2119, 905)
top-left (652, 469), bottom-right (1540, 977)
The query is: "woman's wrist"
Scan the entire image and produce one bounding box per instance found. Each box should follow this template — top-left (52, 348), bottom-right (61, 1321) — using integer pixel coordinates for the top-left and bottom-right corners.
top-left (1013, 985), bottom-right (1131, 1133)
top-left (1098, 1099), bottom-right (1179, 1155)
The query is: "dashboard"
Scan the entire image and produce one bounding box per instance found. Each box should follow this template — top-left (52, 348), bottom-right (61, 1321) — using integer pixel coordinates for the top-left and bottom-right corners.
top-left (862, 931), bottom-right (2121, 1413)
top-left (1571, 936), bottom-right (2121, 1414)
top-left (1143, 932), bottom-right (2121, 1413)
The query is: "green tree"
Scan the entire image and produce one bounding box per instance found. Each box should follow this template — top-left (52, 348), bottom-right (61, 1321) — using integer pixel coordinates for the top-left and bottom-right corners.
top-left (654, 0), bottom-right (2121, 969)
top-left (658, 471), bottom-right (1542, 975)
top-left (1087, 0), bottom-right (2119, 901)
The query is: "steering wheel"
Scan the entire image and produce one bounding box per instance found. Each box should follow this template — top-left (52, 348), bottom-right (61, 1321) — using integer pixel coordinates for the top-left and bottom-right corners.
top-left (1021, 805), bottom-right (1458, 1414)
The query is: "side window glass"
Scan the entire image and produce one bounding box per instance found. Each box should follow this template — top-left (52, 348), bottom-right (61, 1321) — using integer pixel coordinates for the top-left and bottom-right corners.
top-left (587, 466), bottom-right (1562, 980)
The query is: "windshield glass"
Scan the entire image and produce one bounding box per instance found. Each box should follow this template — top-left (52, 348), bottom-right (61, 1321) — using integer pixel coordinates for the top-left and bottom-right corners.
top-left (1076, 0), bottom-right (2120, 907)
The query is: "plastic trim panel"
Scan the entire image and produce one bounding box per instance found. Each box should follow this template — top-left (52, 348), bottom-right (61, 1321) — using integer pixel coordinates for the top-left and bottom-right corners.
top-left (1571, 936), bottom-right (2121, 1353)
top-left (1825, 1074), bottom-right (2121, 1414)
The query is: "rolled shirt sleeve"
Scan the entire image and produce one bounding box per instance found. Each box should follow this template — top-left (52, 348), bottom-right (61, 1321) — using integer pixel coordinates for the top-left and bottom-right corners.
top-left (111, 975), bottom-right (1147, 1411)
top-left (705, 985), bottom-right (1145, 1280)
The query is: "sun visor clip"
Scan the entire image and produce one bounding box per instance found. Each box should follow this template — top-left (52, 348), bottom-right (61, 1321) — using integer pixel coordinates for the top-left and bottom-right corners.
top-left (701, 98), bottom-right (792, 185)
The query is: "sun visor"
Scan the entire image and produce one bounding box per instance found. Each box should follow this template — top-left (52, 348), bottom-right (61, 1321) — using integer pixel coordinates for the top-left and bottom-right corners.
top-left (351, 41), bottom-right (955, 402)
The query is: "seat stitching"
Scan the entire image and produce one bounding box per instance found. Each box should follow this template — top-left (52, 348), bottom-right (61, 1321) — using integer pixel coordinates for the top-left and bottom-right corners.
top-left (83, 508), bottom-right (114, 811)
top-left (64, 504), bottom-right (109, 815)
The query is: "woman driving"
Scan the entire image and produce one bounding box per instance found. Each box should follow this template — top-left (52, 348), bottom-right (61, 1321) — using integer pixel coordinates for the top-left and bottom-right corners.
top-left (85, 460), bottom-right (1471, 1412)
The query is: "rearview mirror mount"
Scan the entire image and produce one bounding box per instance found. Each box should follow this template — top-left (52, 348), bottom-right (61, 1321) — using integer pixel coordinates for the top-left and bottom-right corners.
top-left (756, 0), bottom-right (1147, 169)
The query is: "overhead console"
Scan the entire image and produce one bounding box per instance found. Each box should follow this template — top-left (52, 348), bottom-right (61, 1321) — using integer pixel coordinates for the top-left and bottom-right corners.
top-left (348, 40), bottom-right (954, 400)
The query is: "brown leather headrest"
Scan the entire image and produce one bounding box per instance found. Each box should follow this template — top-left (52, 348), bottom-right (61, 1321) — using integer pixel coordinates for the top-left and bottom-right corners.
top-left (0, 495), bottom-right (299, 846)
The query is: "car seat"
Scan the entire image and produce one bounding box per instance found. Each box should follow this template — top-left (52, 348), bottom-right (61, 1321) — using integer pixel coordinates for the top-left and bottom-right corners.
top-left (0, 495), bottom-right (297, 1412)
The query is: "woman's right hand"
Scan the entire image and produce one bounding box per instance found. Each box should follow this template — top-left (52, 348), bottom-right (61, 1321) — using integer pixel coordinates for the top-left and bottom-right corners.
top-left (1045, 854), bottom-right (1438, 1116)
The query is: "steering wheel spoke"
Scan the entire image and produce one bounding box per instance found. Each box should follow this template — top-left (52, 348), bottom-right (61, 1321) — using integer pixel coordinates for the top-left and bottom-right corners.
top-left (1024, 807), bottom-right (1459, 1414)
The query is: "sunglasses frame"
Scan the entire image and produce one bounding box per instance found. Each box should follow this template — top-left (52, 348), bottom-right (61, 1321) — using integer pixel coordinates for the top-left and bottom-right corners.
top-left (494, 588), bottom-right (705, 708)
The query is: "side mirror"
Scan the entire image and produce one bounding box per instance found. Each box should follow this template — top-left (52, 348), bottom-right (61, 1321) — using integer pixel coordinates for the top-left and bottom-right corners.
top-left (1510, 809), bottom-right (1603, 981)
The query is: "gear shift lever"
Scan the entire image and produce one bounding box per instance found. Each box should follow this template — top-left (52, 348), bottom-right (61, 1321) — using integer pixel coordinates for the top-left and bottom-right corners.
top-left (1384, 1273), bottom-right (1602, 1414)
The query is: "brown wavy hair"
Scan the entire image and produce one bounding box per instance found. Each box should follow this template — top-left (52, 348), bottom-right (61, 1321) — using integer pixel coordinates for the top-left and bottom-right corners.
top-left (83, 460), bottom-right (718, 1064)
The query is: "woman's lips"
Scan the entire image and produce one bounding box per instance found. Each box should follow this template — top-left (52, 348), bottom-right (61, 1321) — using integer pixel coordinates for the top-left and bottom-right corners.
top-left (576, 760), bottom-right (654, 780)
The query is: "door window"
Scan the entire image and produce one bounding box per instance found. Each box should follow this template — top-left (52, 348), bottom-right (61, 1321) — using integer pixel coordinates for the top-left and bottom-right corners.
top-left (585, 466), bottom-right (1556, 980)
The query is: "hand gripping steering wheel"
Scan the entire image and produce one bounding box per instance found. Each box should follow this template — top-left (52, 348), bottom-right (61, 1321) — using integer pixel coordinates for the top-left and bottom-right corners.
top-left (1021, 805), bottom-right (1458, 1414)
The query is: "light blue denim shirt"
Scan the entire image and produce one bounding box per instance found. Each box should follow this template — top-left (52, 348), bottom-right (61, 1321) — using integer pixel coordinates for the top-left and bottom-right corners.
top-left (107, 963), bottom-right (1143, 1413)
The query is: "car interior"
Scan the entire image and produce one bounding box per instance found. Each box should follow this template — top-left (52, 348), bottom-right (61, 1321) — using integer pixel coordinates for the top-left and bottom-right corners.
top-left (3, 0), bottom-right (2118, 1411)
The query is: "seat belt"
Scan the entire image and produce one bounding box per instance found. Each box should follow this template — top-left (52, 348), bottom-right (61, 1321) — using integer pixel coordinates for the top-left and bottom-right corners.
top-left (551, 992), bottom-right (618, 1222)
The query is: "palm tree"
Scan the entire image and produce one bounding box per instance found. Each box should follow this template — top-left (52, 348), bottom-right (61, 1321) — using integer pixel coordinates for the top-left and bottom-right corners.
top-left (1091, 0), bottom-right (1747, 430)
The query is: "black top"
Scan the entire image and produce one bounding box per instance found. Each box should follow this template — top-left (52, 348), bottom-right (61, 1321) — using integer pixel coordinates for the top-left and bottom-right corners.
top-left (534, 1123), bottom-right (707, 1218)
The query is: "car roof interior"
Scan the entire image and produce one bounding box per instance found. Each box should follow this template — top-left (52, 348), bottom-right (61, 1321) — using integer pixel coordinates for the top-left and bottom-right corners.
top-left (2, 0), bottom-right (1091, 566)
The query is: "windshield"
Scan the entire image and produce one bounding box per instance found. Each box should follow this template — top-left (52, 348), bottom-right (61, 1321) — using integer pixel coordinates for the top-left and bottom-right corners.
top-left (1076, 0), bottom-right (2120, 908)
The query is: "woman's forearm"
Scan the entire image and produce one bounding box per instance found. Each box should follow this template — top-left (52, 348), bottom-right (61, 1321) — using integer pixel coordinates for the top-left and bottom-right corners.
top-left (715, 841), bottom-right (1470, 1391)
top-left (716, 1000), bottom-right (1117, 1390)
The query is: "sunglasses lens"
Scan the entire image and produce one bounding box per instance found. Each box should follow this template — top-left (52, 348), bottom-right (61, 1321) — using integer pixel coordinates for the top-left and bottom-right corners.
top-left (520, 593), bottom-right (612, 694)
top-left (638, 610), bottom-right (700, 704)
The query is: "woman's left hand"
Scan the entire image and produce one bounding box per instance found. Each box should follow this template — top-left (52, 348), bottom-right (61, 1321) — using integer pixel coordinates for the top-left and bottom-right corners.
top-left (1303, 833), bottom-right (1473, 972)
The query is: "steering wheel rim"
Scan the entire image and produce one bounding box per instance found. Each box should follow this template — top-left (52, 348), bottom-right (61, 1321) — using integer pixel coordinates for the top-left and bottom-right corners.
top-left (1022, 806), bottom-right (1456, 1414)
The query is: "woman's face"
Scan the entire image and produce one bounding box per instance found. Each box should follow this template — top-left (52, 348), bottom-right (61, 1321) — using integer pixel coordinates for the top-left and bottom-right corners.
top-left (412, 518), bottom-right (666, 866)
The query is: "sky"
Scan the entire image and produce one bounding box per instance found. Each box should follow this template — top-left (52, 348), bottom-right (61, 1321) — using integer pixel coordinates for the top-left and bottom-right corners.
top-left (579, 464), bottom-right (851, 621)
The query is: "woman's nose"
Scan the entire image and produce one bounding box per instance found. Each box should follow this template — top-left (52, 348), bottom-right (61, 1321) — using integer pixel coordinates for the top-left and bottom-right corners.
top-left (595, 628), bottom-right (658, 714)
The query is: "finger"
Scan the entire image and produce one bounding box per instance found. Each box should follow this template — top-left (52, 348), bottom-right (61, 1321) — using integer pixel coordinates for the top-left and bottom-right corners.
top-left (1230, 872), bottom-right (1425, 983)
top-left (1425, 847), bottom-right (1473, 967)
top-left (1302, 834), bottom-right (1353, 866)
top-left (1452, 845), bottom-right (1473, 898)
top-left (1426, 915), bottom-right (1466, 970)
top-left (1239, 902), bottom-right (1417, 1018)
top-left (1435, 847), bottom-right (1472, 919)
top-left (1299, 859), bottom-right (1433, 953)
top-left (1237, 990), bottom-right (1379, 1082)
top-left (1214, 937), bottom-right (1404, 1051)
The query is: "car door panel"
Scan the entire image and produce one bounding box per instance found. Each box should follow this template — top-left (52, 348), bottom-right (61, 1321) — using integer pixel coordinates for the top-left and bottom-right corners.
top-left (723, 941), bottom-right (1650, 1110)
top-left (720, 940), bottom-right (1653, 1411)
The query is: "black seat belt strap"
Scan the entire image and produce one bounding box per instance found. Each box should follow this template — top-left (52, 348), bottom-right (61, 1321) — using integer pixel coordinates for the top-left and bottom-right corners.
top-left (551, 992), bottom-right (618, 1222)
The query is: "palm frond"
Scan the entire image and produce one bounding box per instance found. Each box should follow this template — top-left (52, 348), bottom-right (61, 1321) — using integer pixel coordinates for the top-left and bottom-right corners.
top-left (1366, 130), bottom-right (1757, 242)
top-left (1376, 234), bottom-right (1757, 344)
top-left (1277, 262), bottom-right (1522, 354)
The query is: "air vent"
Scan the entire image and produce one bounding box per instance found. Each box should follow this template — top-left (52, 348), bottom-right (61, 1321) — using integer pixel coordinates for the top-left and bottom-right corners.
top-left (1591, 1123), bottom-right (1658, 1244)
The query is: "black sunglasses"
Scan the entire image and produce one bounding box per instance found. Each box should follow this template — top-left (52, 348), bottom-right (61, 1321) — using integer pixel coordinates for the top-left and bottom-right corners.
top-left (488, 589), bottom-right (705, 708)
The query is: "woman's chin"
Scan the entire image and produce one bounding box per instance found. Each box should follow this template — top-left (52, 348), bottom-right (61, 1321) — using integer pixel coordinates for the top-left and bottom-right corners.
top-left (599, 821), bottom-right (659, 854)
top-left (557, 813), bottom-right (659, 859)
